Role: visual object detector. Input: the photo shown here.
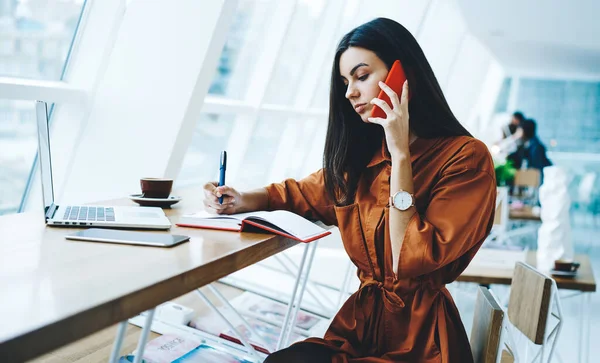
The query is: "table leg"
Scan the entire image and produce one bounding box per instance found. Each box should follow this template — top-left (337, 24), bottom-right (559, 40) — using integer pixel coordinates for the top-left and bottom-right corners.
top-left (207, 284), bottom-right (273, 352)
top-left (578, 293), bottom-right (584, 363)
top-left (195, 288), bottom-right (261, 359)
top-left (276, 241), bottom-right (318, 350)
top-left (285, 242), bottom-right (318, 347)
top-left (576, 292), bottom-right (593, 363)
top-left (275, 253), bottom-right (334, 313)
top-left (583, 293), bottom-right (591, 363)
top-left (108, 321), bottom-right (128, 363)
top-left (132, 308), bottom-right (155, 363)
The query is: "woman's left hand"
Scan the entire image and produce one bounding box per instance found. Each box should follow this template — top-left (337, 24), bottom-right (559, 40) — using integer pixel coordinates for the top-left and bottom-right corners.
top-left (368, 80), bottom-right (410, 158)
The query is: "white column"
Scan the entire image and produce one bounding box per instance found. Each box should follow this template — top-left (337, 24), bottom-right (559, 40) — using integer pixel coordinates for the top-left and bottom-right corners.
top-left (417, 0), bottom-right (467, 88)
top-left (445, 34), bottom-right (492, 126)
top-left (58, 0), bottom-right (237, 204)
top-left (507, 75), bottom-right (521, 112)
top-left (163, 1), bottom-right (239, 179)
top-left (267, 0), bottom-right (344, 183)
top-left (470, 61), bottom-right (506, 140)
top-left (225, 0), bottom-right (297, 185)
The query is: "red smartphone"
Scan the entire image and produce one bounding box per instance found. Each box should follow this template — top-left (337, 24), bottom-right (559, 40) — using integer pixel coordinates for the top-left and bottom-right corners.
top-left (370, 60), bottom-right (408, 119)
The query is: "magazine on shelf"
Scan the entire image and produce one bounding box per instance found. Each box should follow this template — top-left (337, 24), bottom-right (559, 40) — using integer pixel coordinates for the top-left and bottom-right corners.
top-left (127, 314), bottom-right (261, 362)
top-left (173, 344), bottom-right (255, 363)
top-left (189, 314), bottom-right (304, 354)
top-left (229, 291), bottom-right (330, 334)
top-left (123, 338), bottom-right (253, 363)
top-left (126, 291), bottom-right (330, 360)
top-left (187, 292), bottom-right (330, 353)
top-left (176, 210), bottom-right (331, 243)
top-left (131, 333), bottom-right (202, 363)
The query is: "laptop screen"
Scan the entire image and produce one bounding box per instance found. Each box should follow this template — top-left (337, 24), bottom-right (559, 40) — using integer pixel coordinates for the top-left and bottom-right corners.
top-left (35, 101), bottom-right (55, 213)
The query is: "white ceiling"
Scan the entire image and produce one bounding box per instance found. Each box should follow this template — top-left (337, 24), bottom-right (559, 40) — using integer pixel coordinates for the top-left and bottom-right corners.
top-left (456, 0), bottom-right (600, 79)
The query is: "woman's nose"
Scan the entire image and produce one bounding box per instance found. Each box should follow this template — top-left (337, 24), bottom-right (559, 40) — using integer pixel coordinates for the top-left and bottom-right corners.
top-left (345, 84), bottom-right (359, 99)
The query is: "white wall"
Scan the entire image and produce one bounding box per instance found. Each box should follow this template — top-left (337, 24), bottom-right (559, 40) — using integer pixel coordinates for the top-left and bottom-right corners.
top-left (470, 61), bottom-right (506, 142)
top-left (445, 34), bottom-right (493, 129)
top-left (416, 0), bottom-right (499, 135)
top-left (417, 0), bottom-right (467, 89)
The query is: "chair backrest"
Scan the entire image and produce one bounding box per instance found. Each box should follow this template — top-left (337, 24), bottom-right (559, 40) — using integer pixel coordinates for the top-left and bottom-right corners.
top-left (507, 262), bottom-right (553, 344)
top-left (470, 286), bottom-right (504, 363)
top-left (500, 349), bottom-right (515, 363)
top-left (493, 187), bottom-right (509, 230)
top-left (514, 169), bottom-right (541, 188)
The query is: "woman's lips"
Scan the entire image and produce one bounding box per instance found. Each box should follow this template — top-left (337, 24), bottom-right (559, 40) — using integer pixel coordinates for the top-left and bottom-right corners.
top-left (355, 103), bottom-right (367, 113)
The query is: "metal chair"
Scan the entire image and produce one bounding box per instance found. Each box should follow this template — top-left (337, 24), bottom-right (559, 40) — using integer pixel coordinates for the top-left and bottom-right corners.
top-left (513, 169), bottom-right (541, 205)
top-left (470, 286), bottom-right (514, 363)
top-left (505, 262), bottom-right (563, 363)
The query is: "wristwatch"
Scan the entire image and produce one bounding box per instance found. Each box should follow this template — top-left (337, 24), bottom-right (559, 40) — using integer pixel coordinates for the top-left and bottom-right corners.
top-left (389, 190), bottom-right (415, 211)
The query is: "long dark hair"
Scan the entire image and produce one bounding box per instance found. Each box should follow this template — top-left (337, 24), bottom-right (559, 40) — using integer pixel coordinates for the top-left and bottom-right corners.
top-left (323, 17), bottom-right (471, 205)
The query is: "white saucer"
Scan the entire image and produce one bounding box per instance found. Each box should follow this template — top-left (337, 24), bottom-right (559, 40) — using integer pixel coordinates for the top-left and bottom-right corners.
top-left (550, 269), bottom-right (578, 277)
top-left (129, 194), bottom-right (181, 207)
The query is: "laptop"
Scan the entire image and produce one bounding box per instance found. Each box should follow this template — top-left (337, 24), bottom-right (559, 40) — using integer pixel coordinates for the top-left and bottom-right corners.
top-left (35, 101), bottom-right (172, 230)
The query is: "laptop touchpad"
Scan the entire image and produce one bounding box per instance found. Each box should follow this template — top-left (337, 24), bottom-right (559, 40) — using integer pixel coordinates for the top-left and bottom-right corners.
top-left (124, 211), bottom-right (162, 219)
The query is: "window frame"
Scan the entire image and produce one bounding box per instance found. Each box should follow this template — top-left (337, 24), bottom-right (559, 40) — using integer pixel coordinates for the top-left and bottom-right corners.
top-left (12, 0), bottom-right (128, 213)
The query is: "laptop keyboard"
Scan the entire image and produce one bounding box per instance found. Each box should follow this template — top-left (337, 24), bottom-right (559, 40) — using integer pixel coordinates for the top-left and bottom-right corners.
top-left (62, 206), bottom-right (116, 222)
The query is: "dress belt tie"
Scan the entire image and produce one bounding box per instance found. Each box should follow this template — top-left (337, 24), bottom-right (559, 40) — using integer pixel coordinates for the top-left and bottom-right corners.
top-left (358, 280), bottom-right (405, 313)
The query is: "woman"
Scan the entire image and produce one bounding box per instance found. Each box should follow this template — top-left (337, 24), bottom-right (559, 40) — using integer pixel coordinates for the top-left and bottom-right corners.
top-left (203, 18), bottom-right (496, 363)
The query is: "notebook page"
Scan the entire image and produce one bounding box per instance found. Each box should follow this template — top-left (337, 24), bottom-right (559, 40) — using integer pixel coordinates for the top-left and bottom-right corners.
top-left (187, 210), bottom-right (256, 221)
top-left (177, 210), bottom-right (251, 230)
top-left (247, 210), bottom-right (326, 240)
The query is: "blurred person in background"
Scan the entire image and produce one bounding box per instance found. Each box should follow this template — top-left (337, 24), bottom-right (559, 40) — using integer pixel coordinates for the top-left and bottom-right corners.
top-left (508, 118), bottom-right (552, 183)
top-left (494, 111), bottom-right (525, 157)
top-left (503, 111), bottom-right (525, 139)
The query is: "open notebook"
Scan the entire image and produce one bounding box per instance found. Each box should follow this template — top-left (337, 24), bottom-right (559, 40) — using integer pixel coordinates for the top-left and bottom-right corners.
top-left (176, 210), bottom-right (331, 243)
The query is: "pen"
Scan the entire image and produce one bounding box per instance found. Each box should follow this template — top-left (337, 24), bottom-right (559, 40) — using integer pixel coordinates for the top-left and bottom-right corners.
top-left (218, 151), bottom-right (227, 204)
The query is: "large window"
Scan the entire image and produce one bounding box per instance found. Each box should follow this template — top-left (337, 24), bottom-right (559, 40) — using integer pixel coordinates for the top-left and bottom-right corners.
top-left (178, 0), bottom-right (334, 189)
top-left (0, 0), bottom-right (86, 215)
top-left (206, 0), bottom-right (274, 100)
top-left (504, 78), bottom-right (600, 153)
top-left (178, 0), bottom-right (490, 193)
top-left (262, 0), bottom-right (326, 105)
top-left (494, 77), bottom-right (512, 113)
top-left (177, 113), bottom-right (236, 187)
top-left (0, 100), bottom-right (37, 214)
top-left (0, 0), bottom-right (85, 80)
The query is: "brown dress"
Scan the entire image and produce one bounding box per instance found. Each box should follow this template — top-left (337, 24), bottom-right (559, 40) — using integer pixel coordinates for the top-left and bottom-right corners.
top-left (265, 136), bottom-right (496, 363)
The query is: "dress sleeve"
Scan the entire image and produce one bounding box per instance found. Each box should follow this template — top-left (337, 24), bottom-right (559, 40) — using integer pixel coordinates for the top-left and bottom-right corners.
top-left (264, 169), bottom-right (337, 226)
top-left (397, 140), bottom-right (497, 278)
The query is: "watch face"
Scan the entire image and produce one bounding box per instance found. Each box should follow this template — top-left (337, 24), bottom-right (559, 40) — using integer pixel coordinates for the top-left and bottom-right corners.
top-left (394, 191), bottom-right (413, 210)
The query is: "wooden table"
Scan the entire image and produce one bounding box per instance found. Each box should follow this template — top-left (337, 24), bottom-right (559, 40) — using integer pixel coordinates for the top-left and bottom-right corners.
top-left (0, 189), bottom-right (299, 362)
top-left (459, 251), bottom-right (596, 292)
top-left (458, 250), bottom-right (596, 363)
